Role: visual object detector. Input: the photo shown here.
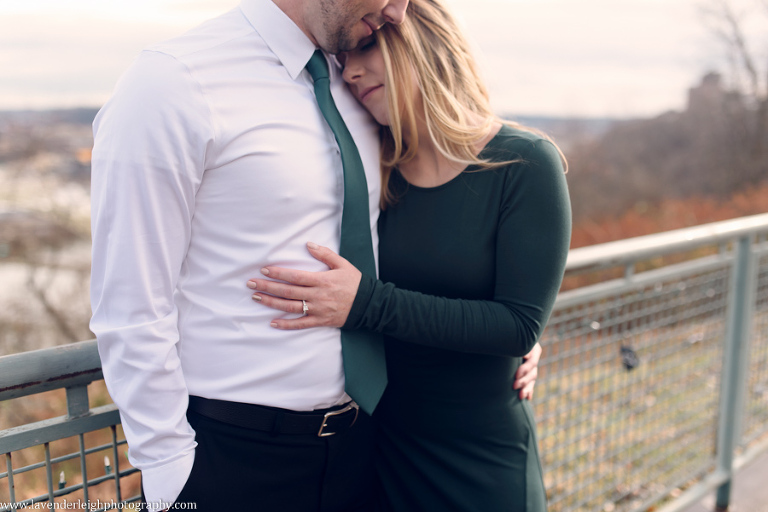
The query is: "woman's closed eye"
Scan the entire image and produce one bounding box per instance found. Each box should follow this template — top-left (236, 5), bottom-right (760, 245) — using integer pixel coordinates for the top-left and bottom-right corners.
top-left (357, 36), bottom-right (377, 52)
top-left (339, 36), bottom-right (378, 69)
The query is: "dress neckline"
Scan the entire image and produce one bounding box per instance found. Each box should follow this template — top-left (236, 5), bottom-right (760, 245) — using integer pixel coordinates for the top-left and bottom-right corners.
top-left (395, 124), bottom-right (509, 192)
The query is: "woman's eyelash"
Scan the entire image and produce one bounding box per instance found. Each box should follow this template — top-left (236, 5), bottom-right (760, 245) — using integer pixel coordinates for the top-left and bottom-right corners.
top-left (359, 37), bottom-right (376, 52)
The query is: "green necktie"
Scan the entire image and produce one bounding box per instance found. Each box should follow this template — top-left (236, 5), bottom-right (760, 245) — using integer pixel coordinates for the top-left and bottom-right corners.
top-left (305, 50), bottom-right (387, 415)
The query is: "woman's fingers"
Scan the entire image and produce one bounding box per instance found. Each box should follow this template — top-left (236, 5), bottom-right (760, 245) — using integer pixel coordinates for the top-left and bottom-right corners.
top-left (257, 243), bottom-right (349, 285)
top-left (524, 342), bottom-right (542, 365)
top-left (256, 266), bottom-right (319, 286)
top-left (248, 278), bottom-right (307, 301)
top-left (251, 293), bottom-right (332, 329)
top-left (249, 243), bottom-right (353, 298)
top-left (513, 342), bottom-right (541, 398)
top-left (252, 293), bottom-right (305, 314)
top-left (251, 293), bottom-right (329, 329)
top-left (270, 316), bottom-right (324, 330)
top-left (519, 381), bottom-right (536, 401)
top-left (513, 366), bottom-right (538, 391)
top-left (307, 242), bottom-right (350, 270)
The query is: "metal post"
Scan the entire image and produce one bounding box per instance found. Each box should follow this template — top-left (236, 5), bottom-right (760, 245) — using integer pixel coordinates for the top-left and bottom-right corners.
top-left (79, 434), bottom-right (89, 505)
top-left (111, 426), bottom-right (122, 502)
top-left (5, 453), bottom-right (15, 504)
top-left (45, 443), bottom-right (55, 503)
top-left (714, 235), bottom-right (756, 511)
top-left (66, 385), bottom-right (90, 418)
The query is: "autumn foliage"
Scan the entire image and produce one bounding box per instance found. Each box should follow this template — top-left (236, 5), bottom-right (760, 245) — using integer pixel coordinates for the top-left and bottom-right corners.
top-left (571, 180), bottom-right (768, 248)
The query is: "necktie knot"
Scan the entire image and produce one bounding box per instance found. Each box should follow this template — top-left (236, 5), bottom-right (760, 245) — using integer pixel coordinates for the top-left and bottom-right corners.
top-left (306, 50), bottom-right (329, 82)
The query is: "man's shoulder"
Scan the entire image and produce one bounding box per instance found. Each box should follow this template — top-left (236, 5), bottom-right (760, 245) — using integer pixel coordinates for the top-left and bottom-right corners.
top-left (146, 7), bottom-right (256, 62)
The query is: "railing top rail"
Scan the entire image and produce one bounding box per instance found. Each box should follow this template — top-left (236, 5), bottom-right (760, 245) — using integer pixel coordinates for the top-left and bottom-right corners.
top-left (0, 339), bottom-right (101, 401)
top-left (566, 212), bottom-right (768, 272)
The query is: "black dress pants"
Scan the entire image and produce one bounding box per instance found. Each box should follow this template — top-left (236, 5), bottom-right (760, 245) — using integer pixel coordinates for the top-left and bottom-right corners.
top-left (144, 406), bottom-right (379, 512)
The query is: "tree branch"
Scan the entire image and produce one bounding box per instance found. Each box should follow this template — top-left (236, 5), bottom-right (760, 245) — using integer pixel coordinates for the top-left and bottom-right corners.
top-left (25, 264), bottom-right (80, 344)
top-left (699, 0), bottom-right (761, 100)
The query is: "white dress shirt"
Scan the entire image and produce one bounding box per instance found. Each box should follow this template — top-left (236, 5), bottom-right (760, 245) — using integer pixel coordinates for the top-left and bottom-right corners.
top-left (89, 0), bottom-right (380, 506)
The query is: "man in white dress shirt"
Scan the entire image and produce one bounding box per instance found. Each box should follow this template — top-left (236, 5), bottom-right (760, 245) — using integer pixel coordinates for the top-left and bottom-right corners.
top-left (91, 0), bottom-right (540, 509)
top-left (91, 0), bottom-right (407, 509)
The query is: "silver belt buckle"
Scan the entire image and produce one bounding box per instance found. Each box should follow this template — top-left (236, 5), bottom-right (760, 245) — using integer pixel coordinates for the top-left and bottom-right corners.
top-left (318, 401), bottom-right (359, 437)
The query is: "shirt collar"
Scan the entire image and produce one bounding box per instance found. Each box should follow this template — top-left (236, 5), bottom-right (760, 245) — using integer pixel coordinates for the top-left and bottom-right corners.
top-left (240, 0), bottom-right (318, 80)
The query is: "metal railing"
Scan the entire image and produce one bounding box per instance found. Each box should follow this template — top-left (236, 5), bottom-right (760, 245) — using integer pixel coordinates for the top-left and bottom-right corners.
top-left (0, 342), bottom-right (140, 510)
top-left (539, 213), bottom-right (768, 512)
top-left (2, 213), bottom-right (768, 511)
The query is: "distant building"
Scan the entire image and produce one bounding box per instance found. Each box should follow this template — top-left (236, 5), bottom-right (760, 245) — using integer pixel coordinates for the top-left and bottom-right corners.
top-left (686, 71), bottom-right (744, 118)
top-left (687, 72), bottom-right (724, 113)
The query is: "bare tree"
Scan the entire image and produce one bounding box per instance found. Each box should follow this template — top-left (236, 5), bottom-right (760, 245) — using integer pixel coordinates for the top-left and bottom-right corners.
top-left (699, 0), bottom-right (768, 156)
top-left (25, 255), bottom-right (89, 344)
top-left (0, 211), bottom-right (92, 351)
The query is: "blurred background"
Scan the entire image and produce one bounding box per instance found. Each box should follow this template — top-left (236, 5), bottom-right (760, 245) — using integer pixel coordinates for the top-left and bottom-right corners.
top-left (0, 0), bottom-right (766, 354)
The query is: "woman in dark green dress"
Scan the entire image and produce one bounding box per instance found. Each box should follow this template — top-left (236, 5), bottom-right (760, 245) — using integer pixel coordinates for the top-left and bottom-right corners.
top-left (249, 0), bottom-right (570, 510)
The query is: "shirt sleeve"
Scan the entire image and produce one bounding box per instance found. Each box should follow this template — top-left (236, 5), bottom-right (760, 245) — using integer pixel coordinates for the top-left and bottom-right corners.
top-left (344, 139), bottom-right (571, 357)
top-left (89, 50), bottom-right (213, 508)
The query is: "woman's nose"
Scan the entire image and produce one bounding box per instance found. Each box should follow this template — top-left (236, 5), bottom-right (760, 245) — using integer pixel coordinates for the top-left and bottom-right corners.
top-left (342, 59), bottom-right (363, 84)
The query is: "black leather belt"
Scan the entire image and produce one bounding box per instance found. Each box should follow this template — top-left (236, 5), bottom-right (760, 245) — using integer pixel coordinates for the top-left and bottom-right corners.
top-left (187, 396), bottom-right (359, 437)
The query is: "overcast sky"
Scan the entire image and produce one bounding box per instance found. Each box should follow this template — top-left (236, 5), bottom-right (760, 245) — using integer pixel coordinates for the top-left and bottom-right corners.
top-left (0, 0), bottom-right (765, 117)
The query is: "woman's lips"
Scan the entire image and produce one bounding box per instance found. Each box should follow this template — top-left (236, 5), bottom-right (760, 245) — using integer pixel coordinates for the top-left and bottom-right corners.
top-left (360, 85), bottom-right (383, 102)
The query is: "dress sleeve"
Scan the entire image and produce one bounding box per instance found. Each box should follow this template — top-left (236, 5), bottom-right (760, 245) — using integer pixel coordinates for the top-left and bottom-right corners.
top-left (89, 50), bottom-right (212, 508)
top-left (344, 139), bottom-right (571, 357)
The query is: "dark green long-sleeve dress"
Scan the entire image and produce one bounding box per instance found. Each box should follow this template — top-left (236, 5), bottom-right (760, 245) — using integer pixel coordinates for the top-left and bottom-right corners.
top-left (344, 125), bottom-right (571, 512)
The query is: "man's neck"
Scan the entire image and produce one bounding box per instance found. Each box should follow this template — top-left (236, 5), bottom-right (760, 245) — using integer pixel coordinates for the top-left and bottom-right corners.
top-left (271, 0), bottom-right (319, 47)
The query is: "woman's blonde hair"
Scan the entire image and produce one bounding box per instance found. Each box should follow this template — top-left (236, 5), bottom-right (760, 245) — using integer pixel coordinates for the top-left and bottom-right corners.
top-left (375, 0), bottom-right (565, 207)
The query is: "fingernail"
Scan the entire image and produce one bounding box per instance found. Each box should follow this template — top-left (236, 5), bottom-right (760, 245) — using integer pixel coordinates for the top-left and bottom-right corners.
top-left (252, 294), bottom-right (262, 301)
top-left (270, 322), bottom-right (278, 328)
top-left (247, 280), bottom-right (257, 289)
top-left (307, 242), bottom-right (319, 250)
top-left (260, 268), bottom-right (269, 275)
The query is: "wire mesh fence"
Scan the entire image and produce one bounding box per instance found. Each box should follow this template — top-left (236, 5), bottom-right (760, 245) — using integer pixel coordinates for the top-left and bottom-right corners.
top-left (537, 225), bottom-right (768, 512)
top-left (539, 261), bottom-right (729, 511)
top-left (742, 246), bottom-right (768, 449)
top-left (0, 424), bottom-right (140, 511)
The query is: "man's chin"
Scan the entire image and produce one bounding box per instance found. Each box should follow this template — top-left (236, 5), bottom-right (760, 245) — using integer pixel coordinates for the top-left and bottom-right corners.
top-left (320, 27), bottom-right (364, 55)
top-left (333, 29), bottom-right (367, 54)
top-left (320, 40), bottom-right (345, 56)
